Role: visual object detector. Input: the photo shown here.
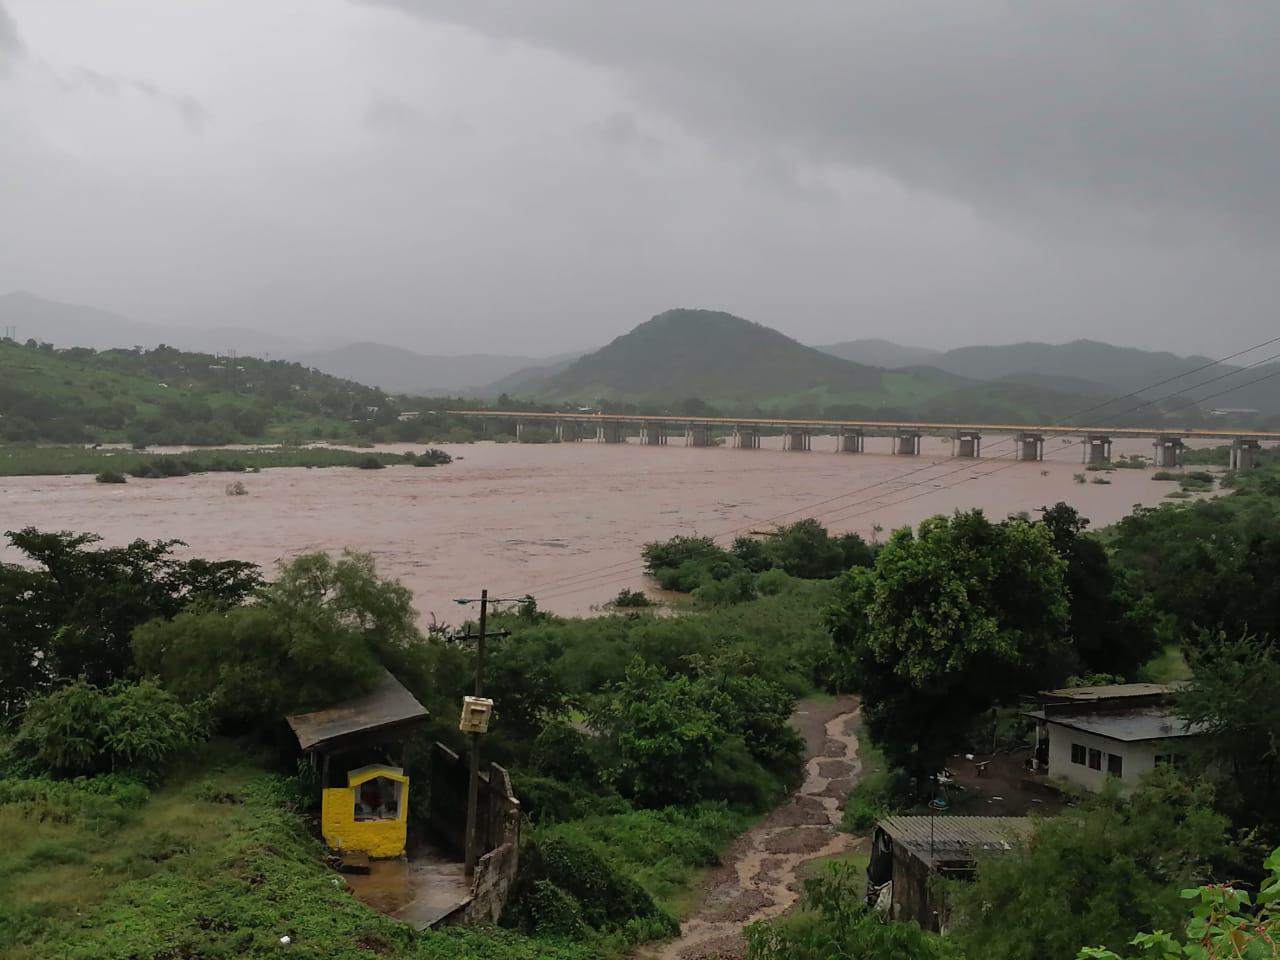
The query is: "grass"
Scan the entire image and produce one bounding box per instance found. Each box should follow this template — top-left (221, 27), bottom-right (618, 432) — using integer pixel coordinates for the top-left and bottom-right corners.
top-left (0, 445), bottom-right (435, 477)
top-left (841, 728), bottom-right (893, 833)
top-left (0, 742), bottom-right (597, 960)
top-left (539, 805), bottom-right (748, 919)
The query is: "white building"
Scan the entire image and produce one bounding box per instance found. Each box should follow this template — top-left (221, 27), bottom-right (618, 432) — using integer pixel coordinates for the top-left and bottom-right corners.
top-left (1025, 683), bottom-right (1200, 793)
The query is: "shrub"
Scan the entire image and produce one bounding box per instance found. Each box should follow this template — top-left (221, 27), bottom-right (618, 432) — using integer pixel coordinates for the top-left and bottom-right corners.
top-left (1073, 472), bottom-right (1087, 484)
top-left (354, 455), bottom-right (385, 470)
top-left (612, 588), bottom-right (651, 608)
top-left (1091, 476), bottom-right (1112, 485)
top-left (225, 480), bottom-right (248, 496)
top-left (1152, 470), bottom-right (1181, 481)
top-left (94, 470), bottom-right (127, 484)
top-left (414, 447), bottom-right (452, 467)
top-left (14, 678), bottom-right (209, 782)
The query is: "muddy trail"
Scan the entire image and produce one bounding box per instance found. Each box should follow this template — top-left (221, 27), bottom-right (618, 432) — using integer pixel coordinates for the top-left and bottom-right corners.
top-left (639, 696), bottom-right (862, 960)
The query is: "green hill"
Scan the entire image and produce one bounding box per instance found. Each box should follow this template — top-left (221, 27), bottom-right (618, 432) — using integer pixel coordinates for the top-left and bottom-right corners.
top-left (0, 338), bottom-right (393, 445)
top-left (529, 308), bottom-right (955, 410)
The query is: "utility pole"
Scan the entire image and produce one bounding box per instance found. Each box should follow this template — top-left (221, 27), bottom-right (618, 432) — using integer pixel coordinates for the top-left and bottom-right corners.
top-left (463, 589), bottom-right (488, 879)
top-left (453, 590), bottom-right (515, 879)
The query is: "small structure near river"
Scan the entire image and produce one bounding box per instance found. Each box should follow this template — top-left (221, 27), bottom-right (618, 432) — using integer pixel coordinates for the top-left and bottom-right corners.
top-left (286, 669), bottom-right (521, 928)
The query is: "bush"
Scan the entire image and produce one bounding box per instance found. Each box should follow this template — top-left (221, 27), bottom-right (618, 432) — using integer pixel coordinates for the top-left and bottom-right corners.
top-left (414, 448), bottom-right (453, 467)
top-left (14, 678), bottom-right (209, 782)
top-left (1091, 476), bottom-right (1112, 485)
top-left (355, 455), bottom-right (385, 470)
top-left (1152, 470), bottom-right (1181, 481)
top-left (612, 588), bottom-right (652, 608)
top-left (530, 724), bottom-right (599, 784)
top-left (225, 480), bottom-right (248, 496)
top-left (94, 470), bottom-right (127, 484)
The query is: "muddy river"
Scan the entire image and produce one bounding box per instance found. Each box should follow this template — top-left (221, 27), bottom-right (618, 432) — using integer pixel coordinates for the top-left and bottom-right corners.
top-left (0, 434), bottom-right (1214, 623)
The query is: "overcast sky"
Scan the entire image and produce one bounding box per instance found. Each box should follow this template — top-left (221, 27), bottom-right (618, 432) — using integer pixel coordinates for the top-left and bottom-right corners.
top-left (1, 1), bottom-right (1278, 356)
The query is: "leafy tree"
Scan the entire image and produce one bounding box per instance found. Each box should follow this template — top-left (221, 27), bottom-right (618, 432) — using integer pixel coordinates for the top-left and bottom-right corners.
top-left (133, 550), bottom-right (424, 727)
top-left (1179, 632), bottom-right (1280, 844)
top-left (826, 510), bottom-right (1071, 785)
top-left (949, 770), bottom-right (1229, 960)
top-left (589, 658), bottom-right (724, 807)
top-left (0, 528), bottom-right (260, 717)
top-left (1078, 846), bottom-right (1280, 960)
top-left (1039, 503), bottom-right (1159, 678)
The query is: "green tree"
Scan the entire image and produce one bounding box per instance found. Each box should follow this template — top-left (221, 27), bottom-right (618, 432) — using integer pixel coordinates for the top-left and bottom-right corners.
top-left (949, 770), bottom-right (1229, 960)
top-left (133, 550), bottom-right (424, 727)
top-left (1179, 632), bottom-right (1280, 844)
top-left (826, 510), bottom-right (1071, 785)
top-left (588, 658), bottom-right (724, 807)
top-left (1078, 846), bottom-right (1280, 960)
top-left (0, 528), bottom-right (260, 717)
top-left (1039, 503), bottom-right (1159, 678)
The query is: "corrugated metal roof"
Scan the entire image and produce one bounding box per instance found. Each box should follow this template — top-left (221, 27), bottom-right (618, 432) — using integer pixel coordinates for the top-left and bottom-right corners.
top-left (1038, 682), bottom-right (1183, 701)
top-left (287, 669), bottom-right (428, 752)
top-left (878, 816), bottom-right (1033, 867)
top-left (1043, 706), bottom-right (1203, 742)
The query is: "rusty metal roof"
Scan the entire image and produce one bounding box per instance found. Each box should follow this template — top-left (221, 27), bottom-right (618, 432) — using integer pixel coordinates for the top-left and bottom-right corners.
top-left (286, 669), bottom-right (428, 752)
top-left (877, 816), bottom-right (1034, 868)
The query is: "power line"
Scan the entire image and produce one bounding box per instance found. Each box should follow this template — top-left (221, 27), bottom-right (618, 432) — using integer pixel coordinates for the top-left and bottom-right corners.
top-left (522, 339), bottom-right (1280, 603)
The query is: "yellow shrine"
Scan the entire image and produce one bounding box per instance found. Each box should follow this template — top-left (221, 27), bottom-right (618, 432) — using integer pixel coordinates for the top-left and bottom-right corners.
top-left (287, 670), bottom-right (428, 859)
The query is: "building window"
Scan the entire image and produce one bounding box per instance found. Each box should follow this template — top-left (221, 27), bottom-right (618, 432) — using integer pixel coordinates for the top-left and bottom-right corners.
top-left (1071, 743), bottom-right (1087, 765)
top-left (1107, 753), bottom-right (1124, 777)
top-left (1088, 748), bottom-right (1102, 770)
top-left (1155, 753), bottom-right (1178, 768)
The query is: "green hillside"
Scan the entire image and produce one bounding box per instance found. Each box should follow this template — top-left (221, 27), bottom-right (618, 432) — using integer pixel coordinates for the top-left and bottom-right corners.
top-left (0, 338), bottom-right (391, 445)
top-left (530, 309), bottom-right (946, 409)
top-left (521, 308), bottom-right (1112, 422)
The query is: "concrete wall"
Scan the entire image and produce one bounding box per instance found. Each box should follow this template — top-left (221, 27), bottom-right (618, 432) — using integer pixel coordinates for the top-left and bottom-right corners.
top-left (1046, 722), bottom-right (1161, 792)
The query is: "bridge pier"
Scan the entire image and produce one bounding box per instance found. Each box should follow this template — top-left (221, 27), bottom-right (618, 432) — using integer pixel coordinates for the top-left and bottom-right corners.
top-left (839, 429), bottom-right (864, 453)
top-left (784, 428), bottom-right (811, 452)
top-left (1230, 438), bottom-right (1262, 470)
top-left (1152, 436), bottom-right (1183, 468)
top-left (686, 424), bottom-right (714, 447)
top-left (597, 421), bottom-right (625, 443)
top-left (895, 431), bottom-right (921, 456)
top-left (1016, 433), bottom-right (1045, 462)
top-left (733, 426), bottom-right (761, 449)
top-left (1084, 434), bottom-right (1112, 466)
top-left (641, 422), bottom-right (667, 445)
top-left (954, 431), bottom-right (982, 458)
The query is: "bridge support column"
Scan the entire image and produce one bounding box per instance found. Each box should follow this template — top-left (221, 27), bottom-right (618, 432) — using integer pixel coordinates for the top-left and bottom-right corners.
top-left (555, 422), bottom-right (583, 442)
top-left (1230, 438), bottom-right (1262, 470)
top-left (895, 431), bottom-right (921, 455)
top-left (1016, 433), bottom-right (1045, 462)
top-left (686, 424), bottom-right (714, 447)
top-left (839, 429), bottom-right (864, 453)
top-left (597, 421), bottom-right (625, 443)
top-left (1152, 437), bottom-right (1183, 468)
top-left (516, 420), bottom-right (540, 443)
top-left (955, 431), bottom-right (982, 458)
top-left (641, 422), bottom-right (667, 445)
top-left (733, 426), bottom-right (760, 449)
top-left (1084, 435), bottom-right (1112, 466)
top-left (784, 428), bottom-right (811, 451)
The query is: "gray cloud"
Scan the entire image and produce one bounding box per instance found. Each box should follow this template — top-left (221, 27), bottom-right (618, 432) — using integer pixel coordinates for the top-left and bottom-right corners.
top-left (0, 2), bottom-right (23, 70)
top-left (59, 67), bottom-right (207, 133)
top-left (373, 2), bottom-right (1280, 241)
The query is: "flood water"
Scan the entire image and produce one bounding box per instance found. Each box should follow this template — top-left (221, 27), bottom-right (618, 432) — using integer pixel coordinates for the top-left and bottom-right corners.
top-left (0, 434), bottom-right (1226, 623)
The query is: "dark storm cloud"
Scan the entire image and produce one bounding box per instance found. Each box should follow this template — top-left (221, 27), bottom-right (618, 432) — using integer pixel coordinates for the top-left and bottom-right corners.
top-left (372, 1), bottom-right (1280, 239)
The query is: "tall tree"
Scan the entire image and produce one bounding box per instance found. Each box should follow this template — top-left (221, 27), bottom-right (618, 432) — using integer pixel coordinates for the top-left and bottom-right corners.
top-left (826, 510), bottom-right (1070, 785)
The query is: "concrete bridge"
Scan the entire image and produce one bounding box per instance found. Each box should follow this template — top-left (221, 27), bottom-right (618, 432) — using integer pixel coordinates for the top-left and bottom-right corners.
top-left (452, 410), bottom-right (1280, 469)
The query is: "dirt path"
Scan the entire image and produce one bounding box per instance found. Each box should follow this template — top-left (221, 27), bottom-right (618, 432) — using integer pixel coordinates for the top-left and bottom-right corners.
top-left (639, 696), bottom-right (862, 960)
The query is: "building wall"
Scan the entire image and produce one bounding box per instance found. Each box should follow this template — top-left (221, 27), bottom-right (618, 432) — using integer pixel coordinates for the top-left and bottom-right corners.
top-left (1046, 722), bottom-right (1162, 792)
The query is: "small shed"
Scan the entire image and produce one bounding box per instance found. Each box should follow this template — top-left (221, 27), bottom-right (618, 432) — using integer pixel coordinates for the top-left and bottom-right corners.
top-left (287, 669), bottom-right (429, 859)
top-left (867, 815), bottom-right (1033, 931)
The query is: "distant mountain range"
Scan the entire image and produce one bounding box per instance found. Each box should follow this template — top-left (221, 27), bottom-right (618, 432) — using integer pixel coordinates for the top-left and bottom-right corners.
top-left (5, 292), bottom-right (1277, 419)
top-left (817, 337), bottom-right (1280, 413)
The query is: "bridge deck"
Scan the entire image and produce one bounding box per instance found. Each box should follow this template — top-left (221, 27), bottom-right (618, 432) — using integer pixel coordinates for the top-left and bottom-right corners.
top-left (449, 410), bottom-right (1280, 442)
